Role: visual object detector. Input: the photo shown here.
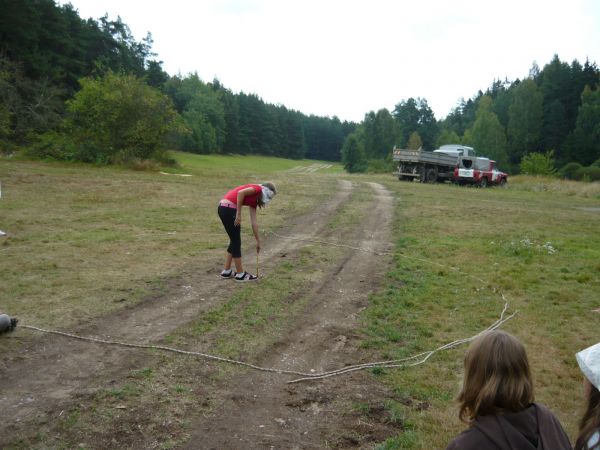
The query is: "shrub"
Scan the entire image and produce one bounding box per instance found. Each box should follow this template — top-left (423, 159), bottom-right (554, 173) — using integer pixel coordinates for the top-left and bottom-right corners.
top-left (26, 132), bottom-right (77, 161)
top-left (591, 158), bottom-right (600, 168)
top-left (575, 166), bottom-right (600, 182)
top-left (367, 158), bottom-right (393, 174)
top-left (560, 162), bottom-right (583, 180)
top-left (519, 150), bottom-right (557, 176)
top-left (64, 72), bottom-right (184, 164)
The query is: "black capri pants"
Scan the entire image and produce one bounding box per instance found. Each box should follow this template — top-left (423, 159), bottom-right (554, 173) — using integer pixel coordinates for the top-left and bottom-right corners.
top-left (218, 205), bottom-right (242, 258)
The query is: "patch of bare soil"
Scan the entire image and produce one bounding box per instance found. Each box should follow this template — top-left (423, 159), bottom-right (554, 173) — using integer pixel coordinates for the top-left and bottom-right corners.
top-left (0, 180), bottom-right (401, 449)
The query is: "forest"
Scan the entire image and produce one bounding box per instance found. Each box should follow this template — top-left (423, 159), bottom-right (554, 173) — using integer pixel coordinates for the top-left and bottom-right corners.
top-left (1, 0), bottom-right (599, 177)
top-left (343, 59), bottom-right (600, 178)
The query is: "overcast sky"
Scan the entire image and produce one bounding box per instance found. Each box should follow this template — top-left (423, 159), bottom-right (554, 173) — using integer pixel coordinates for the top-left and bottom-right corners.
top-left (60, 0), bottom-right (600, 122)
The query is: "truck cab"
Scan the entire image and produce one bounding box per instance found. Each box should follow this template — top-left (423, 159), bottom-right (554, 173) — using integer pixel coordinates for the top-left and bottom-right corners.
top-left (433, 144), bottom-right (476, 158)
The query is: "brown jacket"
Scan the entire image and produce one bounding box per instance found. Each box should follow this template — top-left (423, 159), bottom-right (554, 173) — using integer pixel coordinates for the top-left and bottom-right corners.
top-left (446, 403), bottom-right (572, 450)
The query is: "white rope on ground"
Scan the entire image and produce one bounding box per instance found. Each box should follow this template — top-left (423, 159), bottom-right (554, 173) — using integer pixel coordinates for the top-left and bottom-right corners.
top-left (19, 303), bottom-right (516, 383)
top-left (20, 324), bottom-right (313, 377)
top-left (16, 230), bottom-right (517, 383)
top-left (288, 303), bottom-right (516, 383)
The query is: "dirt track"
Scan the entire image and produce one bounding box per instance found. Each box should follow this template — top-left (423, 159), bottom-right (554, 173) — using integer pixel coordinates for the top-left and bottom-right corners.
top-left (0, 179), bottom-right (402, 449)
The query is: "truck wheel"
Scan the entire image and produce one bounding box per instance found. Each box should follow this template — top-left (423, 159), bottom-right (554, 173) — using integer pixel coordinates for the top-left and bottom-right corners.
top-left (479, 177), bottom-right (488, 188)
top-left (499, 178), bottom-right (507, 187)
top-left (425, 169), bottom-right (437, 183)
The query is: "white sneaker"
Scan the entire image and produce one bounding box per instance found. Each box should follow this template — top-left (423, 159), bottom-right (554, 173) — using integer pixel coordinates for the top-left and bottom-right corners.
top-left (235, 271), bottom-right (258, 282)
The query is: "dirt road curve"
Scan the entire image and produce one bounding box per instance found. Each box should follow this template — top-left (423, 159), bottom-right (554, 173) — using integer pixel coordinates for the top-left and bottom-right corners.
top-left (1, 180), bottom-right (401, 449)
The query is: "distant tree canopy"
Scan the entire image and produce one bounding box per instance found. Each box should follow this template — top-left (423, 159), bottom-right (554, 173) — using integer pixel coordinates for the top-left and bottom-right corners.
top-left (0, 1), bottom-right (598, 172)
top-left (437, 55), bottom-right (600, 173)
top-left (0, 0), bottom-right (355, 162)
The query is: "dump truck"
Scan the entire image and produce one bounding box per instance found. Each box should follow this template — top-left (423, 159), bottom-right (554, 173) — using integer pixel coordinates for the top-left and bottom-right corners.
top-left (392, 144), bottom-right (477, 183)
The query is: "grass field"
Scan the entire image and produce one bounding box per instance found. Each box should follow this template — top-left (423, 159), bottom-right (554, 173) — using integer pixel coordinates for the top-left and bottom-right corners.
top-left (0, 154), bottom-right (339, 328)
top-left (1, 153), bottom-right (599, 448)
top-left (370, 177), bottom-right (600, 448)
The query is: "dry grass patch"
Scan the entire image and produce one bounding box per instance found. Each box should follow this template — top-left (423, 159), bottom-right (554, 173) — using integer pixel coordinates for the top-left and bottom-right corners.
top-left (508, 175), bottom-right (600, 198)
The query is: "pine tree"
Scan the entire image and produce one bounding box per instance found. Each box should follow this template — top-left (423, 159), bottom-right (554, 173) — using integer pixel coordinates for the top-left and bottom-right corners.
top-left (568, 86), bottom-right (600, 165)
top-left (341, 133), bottom-right (367, 173)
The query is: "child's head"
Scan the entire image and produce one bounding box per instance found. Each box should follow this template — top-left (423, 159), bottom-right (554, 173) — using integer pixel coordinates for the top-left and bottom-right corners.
top-left (577, 342), bottom-right (600, 395)
top-left (576, 343), bottom-right (600, 449)
top-left (458, 330), bottom-right (534, 422)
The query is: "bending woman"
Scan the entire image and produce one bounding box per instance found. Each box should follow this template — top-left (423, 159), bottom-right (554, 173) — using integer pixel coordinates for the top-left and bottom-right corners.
top-left (217, 182), bottom-right (276, 282)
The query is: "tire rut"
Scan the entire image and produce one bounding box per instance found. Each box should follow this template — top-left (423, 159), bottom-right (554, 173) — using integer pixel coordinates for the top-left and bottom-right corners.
top-left (183, 181), bottom-right (394, 449)
top-left (0, 179), bottom-right (354, 440)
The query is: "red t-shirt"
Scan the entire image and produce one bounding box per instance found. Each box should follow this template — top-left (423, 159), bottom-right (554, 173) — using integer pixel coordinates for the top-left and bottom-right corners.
top-left (223, 184), bottom-right (262, 208)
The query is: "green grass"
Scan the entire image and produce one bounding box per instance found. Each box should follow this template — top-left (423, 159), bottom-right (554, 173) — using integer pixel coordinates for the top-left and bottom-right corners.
top-left (2, 153), bottom-right (598, 448)
top-left (362, 179), bottom-right (600, 448)
top-left (0, 153), bottom-right (351, 448)
top-left (161, 183), bottom-right (373, 369)
top-left (0, 153), bottom-right (341, 328)
top-left (167, 151), bottom-right (343, 176)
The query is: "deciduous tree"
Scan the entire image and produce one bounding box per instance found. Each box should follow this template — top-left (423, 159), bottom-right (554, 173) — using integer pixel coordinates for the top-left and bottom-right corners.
top-left (65, 72), bottom-right (181, 163)
top-left (507, 79), bottom-right (543, 165)
top-left (436, 129), bottom-right (461, 147)
top-left (468, 96), bottom-right (508, 167)
top-left (407, 131), bottom-right (422, 149)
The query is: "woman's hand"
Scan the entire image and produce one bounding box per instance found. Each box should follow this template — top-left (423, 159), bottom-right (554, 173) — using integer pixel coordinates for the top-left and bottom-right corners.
top-left (256, 238), bottom-right (261, 254)
top-left (234, 213), bottom-right (241, 227)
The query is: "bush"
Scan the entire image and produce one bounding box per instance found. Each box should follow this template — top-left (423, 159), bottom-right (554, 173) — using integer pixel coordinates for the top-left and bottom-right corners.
top-left (575, 166), bottom-right (600, 182)
top-left (64, 72), bottom-right (183, 164)
top-left (26, 132), bottom-right (78, 161)
top-left (520, 151), bottom-right (557, 176)
top-left (591, 158), bottom-right (600, 168)
top-left (560, 162), bottom-right (583, 180)
top-left (367, 158), bottom-right (393, 174)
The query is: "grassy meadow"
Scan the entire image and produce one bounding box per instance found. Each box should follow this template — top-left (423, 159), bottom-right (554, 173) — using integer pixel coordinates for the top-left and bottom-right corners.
top-left (1, 152), bottom-right (599, 448)
top-left (0, 154), bottom-right (340, 328)
top-left (370, 177), bottom-right (600, 448)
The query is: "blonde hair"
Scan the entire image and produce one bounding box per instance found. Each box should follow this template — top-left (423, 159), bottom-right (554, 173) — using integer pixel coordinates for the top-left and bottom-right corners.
top-left (458, 330), bottom-right (534, 422)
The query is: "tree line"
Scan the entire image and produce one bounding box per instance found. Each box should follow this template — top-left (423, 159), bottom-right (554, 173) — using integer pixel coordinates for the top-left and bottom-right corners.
top-left (0, 0), bottom-right (354, 163)
top-left (343, 56), bottom-right (600, 179)
top-left (1, 0), bottom-right (599, 177)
